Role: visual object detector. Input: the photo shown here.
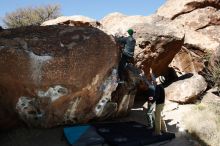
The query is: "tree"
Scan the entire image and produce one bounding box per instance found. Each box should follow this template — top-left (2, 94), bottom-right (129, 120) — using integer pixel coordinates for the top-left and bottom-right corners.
top-left (3, 4), bottom-right (61, 28)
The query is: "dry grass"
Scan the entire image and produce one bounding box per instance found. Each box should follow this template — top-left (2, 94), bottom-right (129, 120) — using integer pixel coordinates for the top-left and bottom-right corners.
top-left (183, 103), bottom-right (220, 146)
top-left (203, 59), bottom-right (220, 95)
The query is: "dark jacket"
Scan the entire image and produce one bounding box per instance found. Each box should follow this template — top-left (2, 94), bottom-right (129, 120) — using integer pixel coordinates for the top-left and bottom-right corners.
top-left (155, 84), bottom-right (165, 104)
top-left (118, 36), bottom-right (136, 57)
top-left (146, 84), bottom-right (165, 104)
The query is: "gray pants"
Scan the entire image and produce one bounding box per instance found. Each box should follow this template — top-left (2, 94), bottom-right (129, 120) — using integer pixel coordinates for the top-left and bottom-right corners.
top-left (146, 102), bottom-right (155, 128)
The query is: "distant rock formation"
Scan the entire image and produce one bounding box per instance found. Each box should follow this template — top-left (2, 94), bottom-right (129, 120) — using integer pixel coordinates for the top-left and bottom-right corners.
top-left (41, 15), bottom-right (101, 28)
top-left (157, 0), bottom-right (220, 74)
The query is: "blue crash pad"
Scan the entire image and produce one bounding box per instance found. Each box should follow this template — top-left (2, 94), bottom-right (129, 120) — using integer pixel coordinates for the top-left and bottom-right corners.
top-left (63, 125), bottom-right (105, 146)
top-left (63, 121), bottom-right (175, 146)
top-left (63, 125), bottom-right (89, 145)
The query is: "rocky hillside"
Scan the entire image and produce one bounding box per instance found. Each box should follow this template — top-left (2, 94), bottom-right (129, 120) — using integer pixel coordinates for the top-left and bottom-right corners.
top-left (157, 0), bottom-right (220, 73)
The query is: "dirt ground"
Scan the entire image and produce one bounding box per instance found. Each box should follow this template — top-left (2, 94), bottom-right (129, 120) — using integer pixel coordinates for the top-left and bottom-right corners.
top-left (0, 99), bottom-right (200, 146)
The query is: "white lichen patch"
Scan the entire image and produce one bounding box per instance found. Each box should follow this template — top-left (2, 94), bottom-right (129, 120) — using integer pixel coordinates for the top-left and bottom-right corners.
top-left (64, 97), bottom-right (81, 122)
top-left (94, 97), bottom-right (110, 117)
top-left (92, 75), bottom-right (100, 86)
top-left (29, 51), bottom-right (52, 84)
top-left (118, 94), bottom-right (130, 113)
top-left (16, 96), bottom-right (44, 125)
top-left (94, 69), bottom-right (118, 117)
top-left (86, 75), bottom-right (100, 90)
top-left (37, 85), bottom-right (68, 102)
top-left (16, 96), bottom-right (32, 112)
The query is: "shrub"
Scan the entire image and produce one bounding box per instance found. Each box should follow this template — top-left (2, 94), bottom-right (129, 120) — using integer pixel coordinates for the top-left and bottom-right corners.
top-left (3, 4), bottom-right (61, 28)
top-left (202, 53), bottom-right (220, 95)
top-left (183, 103), bottom-right (220, 146)
top-left (207, 62), bottom-right (220, 94)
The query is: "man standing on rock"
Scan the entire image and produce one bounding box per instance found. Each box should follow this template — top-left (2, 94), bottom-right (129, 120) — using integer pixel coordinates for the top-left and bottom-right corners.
top-left (142, 68), bottom-right (167, 135)
top-left (117, 29), bottom-right (136, 83)
top-left (154, 77), bottom-right (167, 135)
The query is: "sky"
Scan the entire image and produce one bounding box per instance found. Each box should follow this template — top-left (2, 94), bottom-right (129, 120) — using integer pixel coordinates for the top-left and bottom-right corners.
top-left (0, 0), bottom-right (166, 26)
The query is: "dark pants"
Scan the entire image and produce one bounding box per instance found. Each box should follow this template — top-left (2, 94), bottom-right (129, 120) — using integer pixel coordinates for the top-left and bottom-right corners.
top-left (118, 54), bottom-right (133, 81)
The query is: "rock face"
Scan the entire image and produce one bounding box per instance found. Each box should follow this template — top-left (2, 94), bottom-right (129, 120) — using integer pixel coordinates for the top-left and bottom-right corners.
top-left (101, 13), bottom-right (184, 76)
top-left (157, 0), bottom-right (220, 73)
top-left (156, 0), bottom-right (220, 20)
top-left (41, 15), bottom-right (101, 28)
top-left (165, 74), bottom-right (207, 103)
top-left (0, 26), bottom-right (130, 128)
top-left (169, 47), bottom-right (204, 74)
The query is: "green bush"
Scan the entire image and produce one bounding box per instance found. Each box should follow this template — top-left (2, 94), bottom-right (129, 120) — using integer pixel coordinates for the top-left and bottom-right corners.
top-left (3, 4), bottom-right (61, 28)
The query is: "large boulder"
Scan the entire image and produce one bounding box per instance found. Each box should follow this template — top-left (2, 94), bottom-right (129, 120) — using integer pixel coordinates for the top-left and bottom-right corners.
top-left (157, 0), bottom-right (220, 73)
top-left (0, 25), bottom-right (138, 128)
top-left (165, 74), bottom-right (207, 103)
top-left (101, 13), bottom-right (185, 76)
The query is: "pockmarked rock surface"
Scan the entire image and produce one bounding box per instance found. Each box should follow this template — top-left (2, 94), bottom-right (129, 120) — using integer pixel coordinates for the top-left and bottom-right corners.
top-left (165, 74), bottom-right (207, 103)
top-left (101, 13), bottom-right (185, 76)
top-left (169, 47), bottom-right (204, 74)
top-left (0, 25), bottom-right (136, 128)
top-left (157, 0), bottom-right (220, 73)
